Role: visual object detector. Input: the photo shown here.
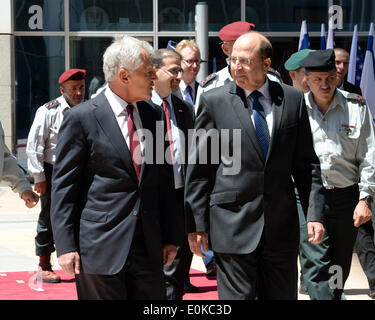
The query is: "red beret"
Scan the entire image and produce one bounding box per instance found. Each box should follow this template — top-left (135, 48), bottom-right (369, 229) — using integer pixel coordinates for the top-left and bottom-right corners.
top-left (218, 21), bottom-right (256, 42)
top-left (58, 69), bottom-right (86, 84)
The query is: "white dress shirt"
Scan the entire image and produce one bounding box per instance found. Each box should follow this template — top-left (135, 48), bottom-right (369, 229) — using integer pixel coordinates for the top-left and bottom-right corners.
top-left (179, 80), bottom-right (196, 104)
top-left (104, 86), bottom-right (145, 156)
top-left (151, 91), bottom-right (184, 189)
top-left (245, 79), bottom-right (274, 136)
top-left (26, 95), bottom-right (70, 183)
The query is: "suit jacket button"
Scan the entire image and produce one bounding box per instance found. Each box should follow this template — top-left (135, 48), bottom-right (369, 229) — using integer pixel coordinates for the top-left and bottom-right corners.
top-left (133, 210), bottom-right (138, 216)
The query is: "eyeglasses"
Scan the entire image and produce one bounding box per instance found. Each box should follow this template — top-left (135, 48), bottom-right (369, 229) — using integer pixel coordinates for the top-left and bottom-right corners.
top-left (228, 56), bottom-right (252, 68)
top-left (161, 68), bottom-right (184, 77)
top-left (182, 59), bottom-right (202, 66)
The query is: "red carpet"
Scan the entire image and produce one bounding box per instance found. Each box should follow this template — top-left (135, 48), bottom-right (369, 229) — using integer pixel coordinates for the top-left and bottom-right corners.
top-left (0, 269), bottom-right (217, 300)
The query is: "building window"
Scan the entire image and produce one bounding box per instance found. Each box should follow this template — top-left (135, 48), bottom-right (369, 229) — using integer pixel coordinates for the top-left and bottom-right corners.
top-left (15, 36), bottom-right (65, 139)
top-left (158, 0), bottom-right (241, 31)
top-left (70, 0), bottom-right (153, 31)
top-left (15, 0), bottom-right (64, 31)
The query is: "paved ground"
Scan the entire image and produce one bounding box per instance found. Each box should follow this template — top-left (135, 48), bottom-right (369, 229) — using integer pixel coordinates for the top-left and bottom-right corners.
top-left (0, 186), bottom-right (373, 300)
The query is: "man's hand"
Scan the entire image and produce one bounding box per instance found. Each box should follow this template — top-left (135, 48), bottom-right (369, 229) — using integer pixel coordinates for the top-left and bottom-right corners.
top-left (58, 251), bottom-right (80, 275)
top-left (163, 244), bottom-right (177, 266)
top-left (20, 190), bottom-right (39, 208)
top-left (34, 181), bottom-right (47, 196)
top-left (188, 232), bottom-right (208, 257)
top-left (307, 222), bottom-right (325, 244)
top-left (353, 200), bottom-right (372, 227)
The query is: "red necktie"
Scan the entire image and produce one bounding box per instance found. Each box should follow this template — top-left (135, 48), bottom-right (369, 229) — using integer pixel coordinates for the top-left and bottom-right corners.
top-left (162, 100), bottom-right (175, 164)
top-left (126, 104), bottom-right (141, 180)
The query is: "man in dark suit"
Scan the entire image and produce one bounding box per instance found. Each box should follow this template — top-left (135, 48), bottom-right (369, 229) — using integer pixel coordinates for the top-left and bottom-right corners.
top-left (50, 35), bottom-right (178, 300)
top-left (146, 48), bottom-right (195, 299)
top-left (334, 48), bottom-right (362, 95)
top-left (174, 40), bottom-right (200, 107)
top-left (185, 31), bottom-right (325, 300)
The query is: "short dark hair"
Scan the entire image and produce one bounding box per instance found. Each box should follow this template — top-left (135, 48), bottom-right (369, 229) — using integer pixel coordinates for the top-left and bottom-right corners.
top-left (258, 37), bottom-right (273, 60)
top-left (151, 49), bottom-right (182, 68)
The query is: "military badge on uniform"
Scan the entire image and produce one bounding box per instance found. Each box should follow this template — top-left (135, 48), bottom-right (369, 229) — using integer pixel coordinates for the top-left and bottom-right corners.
top-left (341, 124), bottom-right (355, 135)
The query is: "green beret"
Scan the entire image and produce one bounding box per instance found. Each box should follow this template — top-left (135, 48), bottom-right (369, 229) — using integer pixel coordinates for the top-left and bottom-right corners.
top-left (284, 49), bottom-right (315, 71)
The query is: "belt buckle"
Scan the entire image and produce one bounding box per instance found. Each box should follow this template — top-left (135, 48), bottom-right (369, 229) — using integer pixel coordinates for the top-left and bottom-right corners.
top-left (325, 185), bottom-right (335, 190)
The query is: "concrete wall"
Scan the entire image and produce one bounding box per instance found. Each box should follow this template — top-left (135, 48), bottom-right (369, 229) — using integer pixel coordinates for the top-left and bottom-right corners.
top-left (0, 1), bottom-right (14, 152)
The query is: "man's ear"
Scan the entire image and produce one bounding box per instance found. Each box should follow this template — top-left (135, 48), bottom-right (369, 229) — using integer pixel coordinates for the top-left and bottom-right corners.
top-left (119, 68), bottom-right (131, 84)
top-left (289, 71), bottom-right (296, 81)
top-left (221, 43), bottom-right (231, 57)
top-left (59, 85), bottom-right (64, 95)
top-left (264, 57), bottom-right (271, 71)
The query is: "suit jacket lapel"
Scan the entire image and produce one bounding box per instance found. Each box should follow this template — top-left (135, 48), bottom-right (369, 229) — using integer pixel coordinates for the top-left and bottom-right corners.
top-left (229, 83), bottom-right (264, 162)
top-left (93, 92), bottom-right (139, 183)
top-left (266, 80), bottom-right (285, 163)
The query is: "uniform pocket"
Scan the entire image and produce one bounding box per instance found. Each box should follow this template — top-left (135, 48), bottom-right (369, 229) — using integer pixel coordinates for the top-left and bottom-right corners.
top-left (81, 208), bottom-right (108, 222)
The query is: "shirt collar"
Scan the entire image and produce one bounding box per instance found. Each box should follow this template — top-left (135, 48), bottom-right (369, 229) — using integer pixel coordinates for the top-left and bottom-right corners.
top-left (305, 89), bottom-right (345, 111)
top-left (244, 78), bottom-right (270, 100)
top-left (59, 95), bottom-right (71, 113)
top-left (151, 90), bottom-right (173, 107)
top-left (180, 80), bottom-right (195, 94)
top-left (105, 86), bottom-right (138, 116)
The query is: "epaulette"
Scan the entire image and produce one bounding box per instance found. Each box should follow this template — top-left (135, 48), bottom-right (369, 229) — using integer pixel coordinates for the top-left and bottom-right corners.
top-left (44, 99), bottom-right (60, 109)
top-left (200, 73), bottom-right (217, 88)
top-left (346, 93), bottom-right (366, 105)
top-left (268, 67), bottom-right (281, 78)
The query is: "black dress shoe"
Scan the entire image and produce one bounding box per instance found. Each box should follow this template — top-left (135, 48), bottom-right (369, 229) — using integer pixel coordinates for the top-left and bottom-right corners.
top-left (299, 279), bottom-right (308, 295)
top-left (369, 285), bottom-right (375, 298)
top-left (183, 281), bottom-right (199, 294)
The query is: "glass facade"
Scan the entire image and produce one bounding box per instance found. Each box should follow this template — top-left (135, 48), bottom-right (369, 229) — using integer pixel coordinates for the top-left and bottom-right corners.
top-left (15, 36), bottom-right (65, 138)
top-left (13, 0), bottom-right (375, 139)
top-left (70, 0), bottom-right (153, 31)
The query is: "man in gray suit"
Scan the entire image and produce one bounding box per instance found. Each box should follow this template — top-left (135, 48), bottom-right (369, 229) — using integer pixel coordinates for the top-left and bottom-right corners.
top-left (185, 31), bottom-right (325, 300)
top-left (51, 36), bottom-right (178, 300)
top-left (0, 121), bottom-right (38, 208)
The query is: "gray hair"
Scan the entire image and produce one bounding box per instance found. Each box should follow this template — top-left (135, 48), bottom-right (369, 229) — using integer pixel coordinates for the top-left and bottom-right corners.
top-left (151, 49), bottom-right (182, 68)
top-left (103, 35), bottom-right (154, 82)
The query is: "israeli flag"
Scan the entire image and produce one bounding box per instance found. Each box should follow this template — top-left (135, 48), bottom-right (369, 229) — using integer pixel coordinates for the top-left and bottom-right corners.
top-left (327, 23), bottom-right (335, 49)
top-left (298, 20), bottom-right (310, 51)
top-left (320, 23), bottom-right (326, 50)
top-left (348, 25), bottom-right (364, 87)
top-left (360, 23), bottom-right (375, 118)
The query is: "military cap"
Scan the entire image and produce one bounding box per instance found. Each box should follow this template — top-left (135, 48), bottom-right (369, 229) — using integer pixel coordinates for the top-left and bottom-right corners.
top-left (284, 49), bottom-right (315, 71)
top-left (300, 49), bottom-right (336, 72)
top-left (58, 69), bottom-right (86, 84)
top-left (218, 21), bottom-right (256, 42)
top-left (166, 40), bottom-right (177, 50)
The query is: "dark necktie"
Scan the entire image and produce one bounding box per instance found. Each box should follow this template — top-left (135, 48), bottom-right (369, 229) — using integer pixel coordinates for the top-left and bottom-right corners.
top-left (162, 99), bottom-right (174, 164)
top-left (126, 104), bottom-right (141, 180)
top-left (250, 90), bottom-right (270, 159)
top-left (185, 84), bottom-right (194, 105)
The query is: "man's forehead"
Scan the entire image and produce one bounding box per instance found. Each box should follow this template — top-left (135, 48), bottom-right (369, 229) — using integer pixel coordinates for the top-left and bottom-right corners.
top-left (309, 70), bottom-right (336, 77)
top-left (63, 79), bottom-right (85, 86)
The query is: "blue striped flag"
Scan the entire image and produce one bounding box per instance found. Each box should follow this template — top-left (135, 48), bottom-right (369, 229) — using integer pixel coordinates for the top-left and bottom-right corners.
top-left (348, 25), bottom-right (364, 87)
top-left (320, 23), bottom-right (326, 50)
top-left (360, 23), bottom-right (375, 118)
top-left (298, 20), bottom-right (310, 51)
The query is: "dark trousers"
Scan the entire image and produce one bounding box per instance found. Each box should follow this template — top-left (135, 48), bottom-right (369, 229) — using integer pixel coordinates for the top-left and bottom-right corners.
top-left (35, 162), bottom-right (55, 256)
top-left (214, 242), bottom-right (298, 300)
top-left (354, 215), bottom-right (375, 288)
top-left (75, 219), bottom-right (166, 300)
top-left (301, 184), bottom-right (359, 300)
top-left (164, 187), bottom-right (193, 300)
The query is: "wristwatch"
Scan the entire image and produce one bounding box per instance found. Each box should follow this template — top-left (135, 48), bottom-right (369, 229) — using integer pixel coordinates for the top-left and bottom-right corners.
top-left (361, 195), bottom-right (373, 205)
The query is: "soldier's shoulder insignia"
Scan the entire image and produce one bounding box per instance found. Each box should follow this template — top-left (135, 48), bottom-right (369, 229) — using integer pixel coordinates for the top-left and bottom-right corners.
top-left (44, 99), bottom-right (61, 109)
top-left (346, 93), bottom-right (366, 105)
top-left (200, 73), bottom-right (217, 87)
top-left (268, 67), bottom-right (281, 77)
